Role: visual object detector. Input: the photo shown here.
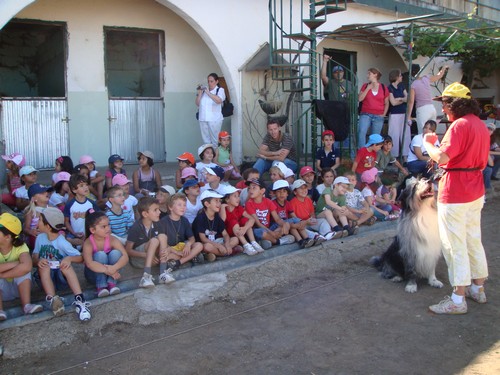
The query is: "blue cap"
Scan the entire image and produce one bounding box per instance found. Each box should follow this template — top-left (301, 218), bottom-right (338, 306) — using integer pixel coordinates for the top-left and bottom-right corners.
top-left (182, 179), bottom-right (200, 190)
top-left (108, 154), bottom-right (124, 164)
top-left (205, 166), bottom-right (225, 180)
top-left (365, 134), bottom-right (384, 147)
top-left (28, 183), bottom-right (53, 199)
top-left (332, 66), bottom-right (344, 72)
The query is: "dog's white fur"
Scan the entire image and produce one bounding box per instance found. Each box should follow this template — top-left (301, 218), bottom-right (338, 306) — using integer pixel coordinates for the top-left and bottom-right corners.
top-left (371, 178), bottom-right (443, 293)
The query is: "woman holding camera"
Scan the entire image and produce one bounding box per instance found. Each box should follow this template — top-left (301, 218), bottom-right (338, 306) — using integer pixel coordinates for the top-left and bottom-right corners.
top-left (196, 73), bottom-right (225, 147)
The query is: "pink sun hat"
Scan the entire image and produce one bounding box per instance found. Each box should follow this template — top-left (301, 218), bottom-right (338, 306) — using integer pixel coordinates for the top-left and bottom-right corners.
top-left (2, 152), bottom-right (26, 167)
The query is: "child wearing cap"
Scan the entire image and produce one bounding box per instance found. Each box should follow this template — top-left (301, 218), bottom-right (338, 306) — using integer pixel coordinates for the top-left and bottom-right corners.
top-left (200, 166), bottom-right (226, 194)
top-left (343, 171), bottom-right (376, 226)
top-left (109, 174), bottom-right (138, 225)
top-left (245, 179), bottom-right (294, 250)
top-left (315, 176), bottom-right (359, 237)
top-left (272, 180), bottom-right (314, 248)
top-left (160, 193), bottom-right (204, 272)
top-left (157, 185), bottom-right (175, 219)
top-left (15, 165), bottom-right (39, 211)
top-left (215, 131), bottom-right (241, 182)
top-left (126, 197), bottom-right (172, 286)
top-left (105, 186), bottom-right (134, 245)
top-left (0, 213), bottom-right (43, 319)
top-left (52, 156), bottom-right (74, 186)
top-left (105, 154), bottom-right (127, 190)
top-left (32, 207), bottom-right (91, 320)
top-left (133, 151), bottom-right (162, 198)
top-left (289, 179), bottom-right (330, 242)
top-left (315, 130), bottom-right (340, 178)
top-left (180, 167), bottom-right (198, 186)
top-left (192, 189), bottom-right (240, 260)
top-left (1, 152), bottom-right (25, 209)
top-left (360, 167), bottom-right (391, 221)
top-left (175, 152), bottom-right (196, 189)
top-left (219, 185), bottom-right (263, 255)
top-left (50, 172), bottom-right (71, 211)
top-left (237, 168), bottom-right (260, 207)
top-left (64, 174), bottom-right (100, 247)
top-left (266, 162), bottom-right (286, 199)
top-left (79, 155), bottom-right (105, 201)
top-left (182, 179), bottom-right (203, 224)
top-left (300, 166), bottom-right (320, 203)
top-left (196, 144), bottom-right (217, 184)
top-left (352, 134), bottom-right (385, 182)
top-left (23, 183), bottom-right (53, 250)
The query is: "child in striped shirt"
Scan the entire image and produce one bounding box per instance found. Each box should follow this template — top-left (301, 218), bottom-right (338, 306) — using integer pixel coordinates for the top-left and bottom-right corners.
top-left (105, 186), bottom-right (133, 245)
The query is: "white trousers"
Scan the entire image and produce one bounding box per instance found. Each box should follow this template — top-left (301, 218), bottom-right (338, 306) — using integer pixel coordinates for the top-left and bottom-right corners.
top-left (438, 197), bottom-right (488, 287)
top-left (199, 120), bottom-right (223, 147)
top-left (416, 104), bottom-right (436, 134)
top-left (388, 113), bottom-right (410, 157)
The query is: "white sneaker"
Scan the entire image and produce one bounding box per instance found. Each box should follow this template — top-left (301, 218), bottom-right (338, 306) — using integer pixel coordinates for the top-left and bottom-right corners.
top-left (313, 234), bottom-right (326, 245)
top-left (243, 243), bottom-right (258, 256)
top-left (278, 235), bottom-right (295, 245)
top-left (73, 296), bottom-right (92, 321)
top-left (23, 303), bottom-right (43, 315)
top-left (109, 286), bottom-right (121, 295)
top-left (159, 270), bottom-right (176, 284)
top-left (251, 241), bottom-right (265, 253)
top-left (47, 295), bottom-right (65, 316)
top-left (139, 272), bottom-right (155, 288)
top-left (429, 296), bottom-right (467, 315)
top-left (97, 288), bottom-right (110, 298)
top-left (465, 285), bottom-right (487, 304)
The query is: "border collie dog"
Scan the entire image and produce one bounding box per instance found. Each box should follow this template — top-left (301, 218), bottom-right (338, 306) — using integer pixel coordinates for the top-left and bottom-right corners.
top-left (370, 178), bottom-right (443, 293)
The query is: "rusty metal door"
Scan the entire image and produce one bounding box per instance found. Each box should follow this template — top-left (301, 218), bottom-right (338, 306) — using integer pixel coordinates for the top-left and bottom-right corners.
top-left (0, 99), bottom-right (69, 169)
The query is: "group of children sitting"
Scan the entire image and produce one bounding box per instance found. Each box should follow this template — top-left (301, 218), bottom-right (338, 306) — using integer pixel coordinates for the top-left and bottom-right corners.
top-left (0, 129), bottom-right (404, 323)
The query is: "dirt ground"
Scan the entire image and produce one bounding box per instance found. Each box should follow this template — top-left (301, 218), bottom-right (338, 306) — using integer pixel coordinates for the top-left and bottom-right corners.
top-left (1, 197), bottom-right (500, 374)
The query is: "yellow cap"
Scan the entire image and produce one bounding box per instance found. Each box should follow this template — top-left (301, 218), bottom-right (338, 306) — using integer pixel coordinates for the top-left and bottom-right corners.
top-left (433, 82), bottom-right (472, 101)
top-left (0, 213), bottom-right (22, 235)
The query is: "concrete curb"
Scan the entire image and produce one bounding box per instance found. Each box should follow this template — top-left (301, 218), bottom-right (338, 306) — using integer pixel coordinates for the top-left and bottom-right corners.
top-left (0, 224), bottom-right (396, 359)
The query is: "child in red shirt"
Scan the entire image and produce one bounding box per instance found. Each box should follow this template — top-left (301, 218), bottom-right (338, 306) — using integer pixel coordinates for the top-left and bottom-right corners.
top-left (220, 185), bottom-right (264, 255)
top-left (352, 133), bottom-right (384, 179)
top-left (245, 179), bottom-right (294, 250)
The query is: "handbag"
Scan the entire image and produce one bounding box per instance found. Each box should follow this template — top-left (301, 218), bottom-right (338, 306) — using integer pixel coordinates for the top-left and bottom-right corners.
top-left (196, 87), bottom-right (234, 119)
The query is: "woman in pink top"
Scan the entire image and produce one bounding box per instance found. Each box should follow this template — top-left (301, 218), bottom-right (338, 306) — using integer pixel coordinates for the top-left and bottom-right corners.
top-left (407, 64), bottom-right (449, 133)
top-left (357, 68), bottom-right (389, 149)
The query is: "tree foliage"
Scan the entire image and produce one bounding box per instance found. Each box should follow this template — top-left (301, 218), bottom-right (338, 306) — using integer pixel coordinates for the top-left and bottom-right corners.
top-left (402, 20), bottom-right (500, 81)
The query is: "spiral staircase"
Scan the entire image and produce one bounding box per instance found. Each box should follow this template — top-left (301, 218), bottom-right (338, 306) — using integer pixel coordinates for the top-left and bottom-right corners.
top-left (268, 0), bottom-right (355, 164)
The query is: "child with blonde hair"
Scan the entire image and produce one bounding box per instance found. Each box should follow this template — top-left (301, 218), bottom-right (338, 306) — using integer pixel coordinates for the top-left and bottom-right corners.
top-left (343, 171), bottom-right (376, 226)
top-left (23, 184), bottom-right (53, 250)
top-left (215, 131), bottom-right (241, 181)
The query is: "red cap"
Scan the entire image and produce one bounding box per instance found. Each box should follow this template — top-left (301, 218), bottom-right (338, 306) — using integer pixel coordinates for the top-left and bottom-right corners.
top-left (176, 152), bottom-right (195, 165)
top-left (322, 130), bottom-right (335, 139)
top-left (299, 166), bottom-right (314, 177)
top-left (218, 131), bottom-right (231, 139)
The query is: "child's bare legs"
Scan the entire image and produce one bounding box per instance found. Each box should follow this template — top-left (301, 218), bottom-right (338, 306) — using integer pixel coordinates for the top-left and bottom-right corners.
top-left (333, 210), bottom-right (349, 227)
top-left (169, 242), bottom-right (203, 265)
top-left (204, 237), bottom-right (239, 256)
top-left (317, 210), bottom-right (338, 229)
top-left (144, 238), bottom-right (160, 269)
top-left (39, 265), bottom-right (57, 298)
top-left (355, 210), bottom-right (373, 226)
top-left (17, 277), bottom-right (34, 310)
top-left (290, 228), bottom-right (302, 242)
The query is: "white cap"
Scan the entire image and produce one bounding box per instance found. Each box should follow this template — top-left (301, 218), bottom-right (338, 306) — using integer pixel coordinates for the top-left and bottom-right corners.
top-left (291, 179), bottom-right (307, 191)
top-left (200, 189), bottom-right (223, 201)
top-left (160, 185), bottom-right (176, 195)
top-left (284, 168), bottom-right (295, 179)
top-left (222, 185), bottom-right (240, 196)
top-left (272, 180), bottom-right (289, 191)
top-left (272, 161), bottom-right (288, 176)
top-left (334, 176), bottom-right (350, 185)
